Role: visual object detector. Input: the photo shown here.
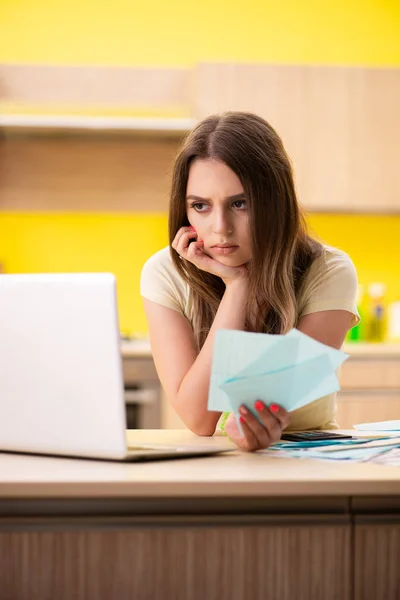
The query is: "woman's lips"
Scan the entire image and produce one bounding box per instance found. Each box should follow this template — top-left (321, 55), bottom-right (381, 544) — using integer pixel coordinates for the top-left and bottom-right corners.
top-left (210, 245), bottom-right (239, 255)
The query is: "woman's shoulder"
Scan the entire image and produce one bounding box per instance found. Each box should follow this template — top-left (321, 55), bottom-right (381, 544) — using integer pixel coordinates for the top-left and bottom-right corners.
top-left (141, 246), bottom-right (173, 273)
top-left (140, 246), bottom-right (190, 314)
top-left (141, 245), bottom-right (187, 288)
top-left (309, 244), bottom-right (357, 281)
top-left (297, 243), bottom-right (359, 319)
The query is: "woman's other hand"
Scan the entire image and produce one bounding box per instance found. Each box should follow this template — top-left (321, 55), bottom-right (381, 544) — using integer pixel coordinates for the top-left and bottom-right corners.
top-left (224, 402), bottom-right (291, 452)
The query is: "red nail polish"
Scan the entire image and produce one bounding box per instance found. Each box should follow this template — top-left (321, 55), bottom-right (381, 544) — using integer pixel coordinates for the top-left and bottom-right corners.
top-left (240, 416), bottom-right (246, 424)
top-left (254, 400), bottom-right (264, 411)
top-left (270, 404), bottom-right (279, 413)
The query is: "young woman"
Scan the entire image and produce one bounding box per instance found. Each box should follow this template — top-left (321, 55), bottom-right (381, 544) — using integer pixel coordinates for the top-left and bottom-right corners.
top-left (140, 112), bottom-right (359, 452)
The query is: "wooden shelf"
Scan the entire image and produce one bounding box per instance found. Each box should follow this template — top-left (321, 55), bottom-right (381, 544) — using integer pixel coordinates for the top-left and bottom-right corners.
top-left (0, 114), bottom-right (196, 136)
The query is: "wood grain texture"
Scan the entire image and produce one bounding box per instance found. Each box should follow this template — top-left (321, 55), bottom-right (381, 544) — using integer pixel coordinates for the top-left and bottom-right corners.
top-left (340, 358), bottom-right (400, 389)
top-left (354, 522), bottom-right (400, 600)
top-left (0, 523), bottom-right (351, 600)
top-left (0, 136), bottom-right (180, 212)
top-left (0, 64), bottom-right (191, 110)
top-left (194, 63), bottom-right (400, 212)
top-left (336, 392), bottom-right (400, 429)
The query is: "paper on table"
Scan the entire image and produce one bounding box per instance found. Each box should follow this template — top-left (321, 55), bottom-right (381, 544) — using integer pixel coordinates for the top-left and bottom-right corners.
top-left (208, 328), bottom-right (348, 415)
top-left (291, 445), bottom-right (400, 462)
top-left (354, 420), bottom-right (400, 431)
top-left (264, 437), bottom-right (400, 462)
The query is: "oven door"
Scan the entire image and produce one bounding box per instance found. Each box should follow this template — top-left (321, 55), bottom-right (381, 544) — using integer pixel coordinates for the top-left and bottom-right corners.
top-left (124, 387), bottom-right (160, 429)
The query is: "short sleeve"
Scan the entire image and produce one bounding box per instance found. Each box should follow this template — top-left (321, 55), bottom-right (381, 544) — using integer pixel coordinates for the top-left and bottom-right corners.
top-left (140, 247), bottom-right (187, 316)
top-left (298, 247), bottom-right (360, 327)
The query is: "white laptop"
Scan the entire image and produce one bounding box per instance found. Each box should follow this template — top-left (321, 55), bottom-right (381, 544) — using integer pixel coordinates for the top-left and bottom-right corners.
top-left (0, 273), bottom-right (232, 462)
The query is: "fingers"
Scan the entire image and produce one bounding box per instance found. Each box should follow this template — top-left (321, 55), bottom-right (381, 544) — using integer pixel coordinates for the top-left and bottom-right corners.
top-left (239, 405), bottom-right (272, 448)
top-left (235, 416), bottom-right (260, 452)
top-left (171, 226), bottom-right (198, 258)
top-left (269, 403), bottom-right (291, 431)
top-left (238, 401), bottom-right (291, 451)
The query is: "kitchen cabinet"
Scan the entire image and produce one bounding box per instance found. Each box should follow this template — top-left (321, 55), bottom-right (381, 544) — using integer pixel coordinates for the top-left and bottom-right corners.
top-left (121, 343), bottom-right (162, 429)
top-left (337, 345), bottom-right (400, 428)
top-left (1, 62), bottom-right (399, 213)
top-left (194, 63), bottom-right (400, 213)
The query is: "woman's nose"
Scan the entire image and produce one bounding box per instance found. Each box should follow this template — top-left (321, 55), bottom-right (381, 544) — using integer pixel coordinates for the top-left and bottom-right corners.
top-left (212, 211), bottom-right (233, 235)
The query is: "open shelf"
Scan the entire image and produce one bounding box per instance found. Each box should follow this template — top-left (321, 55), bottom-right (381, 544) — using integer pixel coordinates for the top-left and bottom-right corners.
top-left (0, 114), bottom-right (196, 136)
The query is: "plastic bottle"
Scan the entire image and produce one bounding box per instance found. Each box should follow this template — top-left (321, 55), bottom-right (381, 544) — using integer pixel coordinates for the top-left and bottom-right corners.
top-left (346, 284), bottom-right (365, 342)
top-left (367, 283), bottom-right (387, 342)
top-left (388, 301), bottom-right (400, 342)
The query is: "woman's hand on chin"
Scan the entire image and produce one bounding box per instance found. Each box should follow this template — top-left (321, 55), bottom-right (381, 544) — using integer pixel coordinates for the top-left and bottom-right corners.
top-left (172, 226), bottom-right (248, 284)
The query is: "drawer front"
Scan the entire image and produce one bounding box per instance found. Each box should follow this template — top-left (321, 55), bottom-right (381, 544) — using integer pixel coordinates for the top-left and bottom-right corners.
top-left (340, 358), bottom-right (400, 389)
top-left (336, 391), bottom-right (400, 429)
top-left (122, 358), bottom-right (158, 384)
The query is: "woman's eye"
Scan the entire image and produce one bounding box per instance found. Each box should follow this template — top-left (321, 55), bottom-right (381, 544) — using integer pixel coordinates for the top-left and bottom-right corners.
top-left (232, 200), bottom-right (246, 209)
top-left (192, 203), bottom-right (208, 212)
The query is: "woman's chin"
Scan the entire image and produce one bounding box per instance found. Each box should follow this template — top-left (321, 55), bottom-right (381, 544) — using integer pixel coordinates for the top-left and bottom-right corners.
top-left (214, 256), bottom-right (248, 268)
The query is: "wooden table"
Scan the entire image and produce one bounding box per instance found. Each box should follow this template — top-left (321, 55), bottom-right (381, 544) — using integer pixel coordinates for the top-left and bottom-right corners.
top-left (0, 429), bottom-right (399, 600)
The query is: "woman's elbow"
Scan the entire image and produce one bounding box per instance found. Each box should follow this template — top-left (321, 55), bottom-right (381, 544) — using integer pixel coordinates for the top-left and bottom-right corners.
top-left (186, 418), bottom-right (217, 437)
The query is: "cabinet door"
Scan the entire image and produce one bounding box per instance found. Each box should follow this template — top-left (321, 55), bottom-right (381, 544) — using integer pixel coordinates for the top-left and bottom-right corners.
top-left (340, 358), bottom-right (400, 389)
top-left (0, 520), bottom-right (351, 600)
top-left (354, 519), bottom-right (400, 600)
top-left (194, 63), bottom-right (400, 212)
top-left (336, 391), bottom-right (400, 429)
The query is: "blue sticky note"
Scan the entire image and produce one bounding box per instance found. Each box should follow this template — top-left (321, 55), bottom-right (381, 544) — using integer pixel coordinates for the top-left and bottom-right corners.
top-left (208, 328), bottom-right (348, 415)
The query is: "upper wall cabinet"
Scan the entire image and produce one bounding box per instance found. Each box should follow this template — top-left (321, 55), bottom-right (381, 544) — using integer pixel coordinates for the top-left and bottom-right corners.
top-left (194, 64), bottom-right (400, 213)
top-left (1, 63), bottom-right (399, 213)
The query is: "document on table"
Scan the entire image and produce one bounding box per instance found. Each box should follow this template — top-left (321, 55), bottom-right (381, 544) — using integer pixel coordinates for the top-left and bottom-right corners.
top-left (263, 436), bottom-right (400, 463)
top-left (354, 420), bottom-right (400, 431)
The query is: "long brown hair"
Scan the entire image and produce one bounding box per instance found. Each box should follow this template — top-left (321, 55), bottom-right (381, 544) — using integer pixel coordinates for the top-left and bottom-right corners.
top-left (169, 112), bottom-right (323, 351)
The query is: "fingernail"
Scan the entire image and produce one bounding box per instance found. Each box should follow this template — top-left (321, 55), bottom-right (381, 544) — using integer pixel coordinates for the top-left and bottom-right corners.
top-left (270, 404), bottom-right (279, 413)
top-left (198, 239), bottom-right (203, 243)
top-left (189, 226), bottom-right (196, 231)
top-left (239, 405), bottom-right (248, 416)
top-left (240, 416), bottom-right (246, 424)
top-left (254, 400), bottom-right (264, 412)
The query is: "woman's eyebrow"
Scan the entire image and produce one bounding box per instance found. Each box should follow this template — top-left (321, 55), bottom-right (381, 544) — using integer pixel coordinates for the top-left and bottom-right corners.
top-left (186, 193), bottom-right (246, 203)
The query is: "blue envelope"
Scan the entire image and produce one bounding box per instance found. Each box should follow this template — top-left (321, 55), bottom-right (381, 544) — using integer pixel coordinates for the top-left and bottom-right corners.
top-left (208, 328), bottom-right (348, 416)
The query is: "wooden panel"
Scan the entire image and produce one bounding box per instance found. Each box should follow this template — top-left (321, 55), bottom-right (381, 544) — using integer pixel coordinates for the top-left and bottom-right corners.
top-left (122, 357), bottom-right (158, 384)
top-left (355, 522), bottom-right (400, 600)
top-left (0, 523), bottom-right (351, 600)
top-left (340, 358), bottom-right (400, 389)
top-left (194, 64), bottom-right (400, 212)
top-left (0, 136), bottom-right (179, 211)
top-left (0, 64), bottom-right (191, 110)
top-left (336, 392), bottom-right (400, 429)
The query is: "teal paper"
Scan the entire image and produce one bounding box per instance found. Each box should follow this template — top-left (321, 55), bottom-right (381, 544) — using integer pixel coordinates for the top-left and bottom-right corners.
top-left (208, 328), bottom-right (348, 415)
top-left (354, 420), bottom-right (400, 431)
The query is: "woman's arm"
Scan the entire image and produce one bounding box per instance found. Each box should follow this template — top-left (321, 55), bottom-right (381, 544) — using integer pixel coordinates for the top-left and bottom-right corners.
top-left (143, 277), bottom-right (249, 436)
top-left (297, 309), bottom-right (354, 349)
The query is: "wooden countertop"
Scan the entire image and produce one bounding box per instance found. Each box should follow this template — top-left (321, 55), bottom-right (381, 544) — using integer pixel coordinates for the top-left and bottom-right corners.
top-left (121, 339), bottom-right (400, 359)
top-left (121, 339), bottom-right (152, 358)
top-left (0, 429), bottom-right (400, 499)
top-left (343, 342), bottom-right (400, 357)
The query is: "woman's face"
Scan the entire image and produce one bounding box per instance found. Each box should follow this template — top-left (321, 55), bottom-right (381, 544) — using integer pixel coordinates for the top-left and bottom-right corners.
top-left (186, 158), bottom-right (252, 267)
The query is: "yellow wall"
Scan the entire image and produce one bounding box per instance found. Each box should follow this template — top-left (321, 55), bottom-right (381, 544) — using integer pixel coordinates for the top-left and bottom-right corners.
top-left (1, 0), bottom-right (399, 66)
top-left (1, 1), bottom-right (399, 334)
top-left (0, 213), bottom-right (399, 334)
top-left (0, 214), bottom-right (168, 335)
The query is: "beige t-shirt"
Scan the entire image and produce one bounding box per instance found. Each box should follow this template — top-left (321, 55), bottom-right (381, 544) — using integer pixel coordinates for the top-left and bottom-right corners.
top-left (140, 245), bottom-right (360, 431)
